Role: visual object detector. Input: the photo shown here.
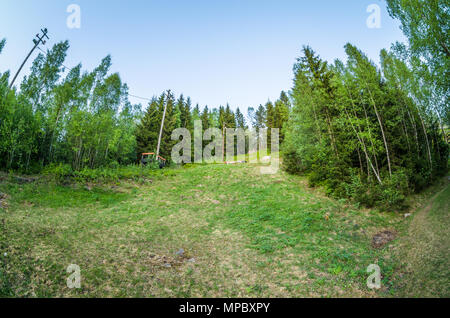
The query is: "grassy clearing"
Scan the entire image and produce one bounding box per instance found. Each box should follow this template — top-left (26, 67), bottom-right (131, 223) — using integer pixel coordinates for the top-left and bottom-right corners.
top-left (0, 163), bottom-right (447, 297)
top-left (392, 179), bottom-right (450, 297)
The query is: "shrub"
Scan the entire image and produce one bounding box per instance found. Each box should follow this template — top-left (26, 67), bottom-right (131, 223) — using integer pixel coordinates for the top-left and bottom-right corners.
top-left (345, 169), bottom-right (410, 210)
top-left (42, 164), bottom-right (164, 184)
top-left (378, 170), bottom-right (409, 210)
top-left (282, 150), bottom-right (304, 174)
top-left (42, 163), bottom-right (73, 183)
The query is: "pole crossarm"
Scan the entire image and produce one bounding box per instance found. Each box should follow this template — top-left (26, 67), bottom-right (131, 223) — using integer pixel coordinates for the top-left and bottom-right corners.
top-left (9, 28), bottom-right (49, 90)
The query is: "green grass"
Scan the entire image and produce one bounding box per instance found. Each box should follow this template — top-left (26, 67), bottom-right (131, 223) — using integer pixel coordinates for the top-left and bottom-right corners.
top-left (392, 181), bottom-right (450, 297)
top-left (4, 183), bottom-right (130, 209)
top-left (0, 163), bottom-right (447, 297)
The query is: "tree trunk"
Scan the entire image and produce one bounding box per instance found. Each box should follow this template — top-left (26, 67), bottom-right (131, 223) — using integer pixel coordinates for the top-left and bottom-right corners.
top-left (343, 104), bottom-right (382, 184)
top-left (367, 88), bottom-right (392, 178)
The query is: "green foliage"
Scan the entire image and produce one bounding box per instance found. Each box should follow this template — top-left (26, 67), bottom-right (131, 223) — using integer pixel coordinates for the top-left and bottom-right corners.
top-left (42, 163), bottom-right (164, 184)
top-left (0, 38), bottom-right (5, 54)
top-left (0, 33), bottom-right (283, 173)
top-left (1, 41), bottom-right (140, 172)
top-left (345, 169), bottom-right (409, 210)
top-left (136, 95), bottom-right (164, 160)
top-left (42, 163), bottom-right (73, 183)
top-left (136, 90), bottom-right (253, 163)
top-left (235, 107), bottom-right (246, 129)
top-left (283, 45), bottom-right (448, 210)
top-left (386, 0), bottom-right (449, 125)
top-left (246, 92), bottom-right (290, 152)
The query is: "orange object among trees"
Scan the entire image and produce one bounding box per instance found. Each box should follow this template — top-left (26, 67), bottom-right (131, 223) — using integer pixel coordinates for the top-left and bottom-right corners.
top-left (141, 153), bottom-right (167, 168)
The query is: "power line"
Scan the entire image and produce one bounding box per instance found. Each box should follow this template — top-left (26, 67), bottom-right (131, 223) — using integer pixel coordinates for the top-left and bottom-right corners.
top-left (128, 94), bottom-right (153, 102)
top-left (9, 28), bottom-right (49, 89)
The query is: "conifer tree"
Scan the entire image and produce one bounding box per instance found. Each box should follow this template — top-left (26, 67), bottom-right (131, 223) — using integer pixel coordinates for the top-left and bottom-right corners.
top-left (283, 44), bottom-right (448, 208)
top-left (160, 90), bottom-right (177, 161)
top-left (218, 106), bottom-right (225, 130)
top-left (201, 106), bottom-right (210, 131)
top-left (183, 97), bottom-right (193, 132)
top-left (255, 104), bottom-right (267, 131)
top-left (265, 101), bottom-right (275, 148)
top-left (266, 101), bottom-right (275, 129)
top-left (274, 92), bottom-right (290, 144)
top-left (224, 104), bottom-right (236, 129)
top-left (192, 104), bottom-right (201, 122)
top-left (136, 97), bottom-right (160, 159)
top-left (235, 107), bottom-right (246, 129)
top-left (174, 94), bottom-right (184, 129)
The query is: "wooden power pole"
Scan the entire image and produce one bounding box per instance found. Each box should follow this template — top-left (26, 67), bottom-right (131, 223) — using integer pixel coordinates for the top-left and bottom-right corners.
top-left (156, 90), bottom-right (169, 158)
top-left (9, 28), bottom-right (49, 90)
top-left (222, 125), bottom-right (226, 163)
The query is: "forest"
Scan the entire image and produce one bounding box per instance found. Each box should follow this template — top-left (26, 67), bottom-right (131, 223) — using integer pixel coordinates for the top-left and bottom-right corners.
top-left (0, 0), bottom-right (449, 299)
top-left (0, 38), bottom-right (290, 170)
top-left (0, 0), bottom-right (448, 210)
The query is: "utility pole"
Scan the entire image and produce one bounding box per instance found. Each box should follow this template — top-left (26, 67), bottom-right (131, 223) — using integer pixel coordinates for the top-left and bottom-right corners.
top-left (156, 90), bottom-right (170, 158)
top-left (222, 125), bottom-right (226, 163)
top-left (9, 28), bottom-right (49, 90)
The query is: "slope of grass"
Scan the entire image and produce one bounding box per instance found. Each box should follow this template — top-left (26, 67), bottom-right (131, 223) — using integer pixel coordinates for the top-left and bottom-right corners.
top-left (0, 163), bottom-right (444, 297)
top-left (393, 179), bottom-right (450, 297)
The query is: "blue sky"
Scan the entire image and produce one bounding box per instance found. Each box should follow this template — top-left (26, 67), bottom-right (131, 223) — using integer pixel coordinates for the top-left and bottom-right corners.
top-left (0, 0), bottom-right (405, 110)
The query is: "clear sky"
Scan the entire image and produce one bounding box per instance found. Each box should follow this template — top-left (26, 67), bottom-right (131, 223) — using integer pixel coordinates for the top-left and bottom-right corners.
top-left (0, 0), bottom-right (405, 110)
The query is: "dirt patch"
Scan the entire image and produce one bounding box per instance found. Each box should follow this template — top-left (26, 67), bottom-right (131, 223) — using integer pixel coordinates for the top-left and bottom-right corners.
top-left (147, 251), bottom-right (194, 269)
top-left (0, 192), bottom-right (8, 209)
top-left (14, 176), bottom-right (39, 184)
top-left (393, 181), bottom-right (450, 297)
top-left (372, 230), bottom-right (397, 249)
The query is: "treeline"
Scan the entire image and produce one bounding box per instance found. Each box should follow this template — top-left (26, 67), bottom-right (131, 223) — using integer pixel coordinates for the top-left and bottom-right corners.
top-left (282, 44), bottom-right (448, 209)
top-left (0, 37), bottom-right (289, 172)
top-left (1, 0), bottom-right (447, 209)
top-left (0, 40), bottom-right (139, 172)
top-left (135, 90), bottom-right (291, 161)
top-left (281, 1), bottom-right (449, 209)
top-left (136, 93), bottom-right (241, 161)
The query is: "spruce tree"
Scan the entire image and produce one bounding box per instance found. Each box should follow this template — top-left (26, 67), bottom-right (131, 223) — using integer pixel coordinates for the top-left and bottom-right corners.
top-left (218, 106), bottom-right (225, 130)
top-left (136, 97), bottom-right (160, 159)
top-left (273, 96), bottom-right (290, 144)
top-left (174, 94), bottom-right (184, 129)
top-left (255, 104), bottom-right (267, 131)
top-left (183, 97), bottom-right (193, 132)
top-left (160, 90), bottom-right (177, 161)
top-left (235, 107), bottom-right (246, 129)
top-left (225, 104), bottom-right (236, 128)
top-left (192, 104), bottom-right (201, 122)
top-left (201, 106), bottom-right (210, 130)
top-left (266, 101), bottom-right (275, 149)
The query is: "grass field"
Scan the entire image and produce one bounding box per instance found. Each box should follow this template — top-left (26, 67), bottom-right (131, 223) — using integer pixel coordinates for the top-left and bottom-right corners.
top-left (392, 182), bottom-right (450, 297)
top-left (0, 163), bottom-right (448, 297)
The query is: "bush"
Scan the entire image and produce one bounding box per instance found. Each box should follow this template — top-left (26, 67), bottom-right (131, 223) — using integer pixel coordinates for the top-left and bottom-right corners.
top-left (42, 164), bottom-right (163, 184)
top-left (307, 160), bottom-right (348, 198)
top-left (378, 170), bottom-right (409, 210)
top-left (42, 163), bottom-right (73, 183)
top-left (345, 169), bottom-right (410, 210)
top-left (282, 150), bottom-right (304, 174)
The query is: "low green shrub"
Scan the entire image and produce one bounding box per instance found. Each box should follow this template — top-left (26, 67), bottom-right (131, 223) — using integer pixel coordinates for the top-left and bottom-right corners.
top-left (282, 150), bottom-right (304, 174)
top-left (345, 169), bottom-right (410, 210)
top-left (42, 164), bottom-right (165, 184)
top-left (42, 163), bottom-right (73, 183)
